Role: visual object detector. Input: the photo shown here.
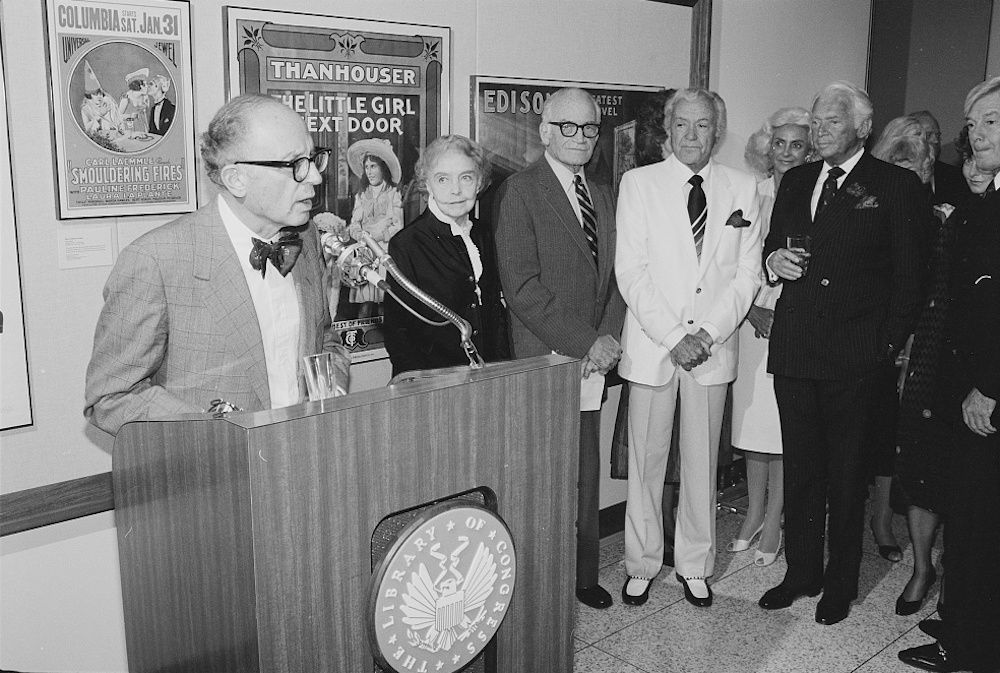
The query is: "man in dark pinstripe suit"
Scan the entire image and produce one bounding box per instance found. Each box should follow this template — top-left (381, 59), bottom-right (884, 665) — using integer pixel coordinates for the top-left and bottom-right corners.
top-left (757, 81), bottom-right (925, 625)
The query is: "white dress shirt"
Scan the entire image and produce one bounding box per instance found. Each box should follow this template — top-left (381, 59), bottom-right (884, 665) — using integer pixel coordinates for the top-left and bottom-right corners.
top-left (218, 195), bottom-right (302, 409)
top-left (810, 147), bottom-right (865, 218)
top-left (544, 151), bottom-right (592, 227)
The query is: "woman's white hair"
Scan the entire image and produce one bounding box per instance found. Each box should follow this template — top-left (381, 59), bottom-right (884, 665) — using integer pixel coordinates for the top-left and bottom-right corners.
top-left (744, 106), bottom-right (812, 177)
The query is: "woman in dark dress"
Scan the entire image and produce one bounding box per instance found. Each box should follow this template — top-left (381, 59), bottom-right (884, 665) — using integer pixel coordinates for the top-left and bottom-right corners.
top-left (383, 135), bottom-right (510, 377)
top-left (893, 127), bottom-right (992, 616)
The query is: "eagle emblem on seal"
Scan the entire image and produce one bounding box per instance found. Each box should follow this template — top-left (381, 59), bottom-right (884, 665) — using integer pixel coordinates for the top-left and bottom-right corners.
top-left (400, 539), bottom-right (498, 653)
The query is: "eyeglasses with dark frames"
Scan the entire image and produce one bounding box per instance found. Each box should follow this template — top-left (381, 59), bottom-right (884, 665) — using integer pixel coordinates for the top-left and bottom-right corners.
top-left (548, 122), bottom-right (601, 139)
top-left (235, 148), bottom-right (332, 182)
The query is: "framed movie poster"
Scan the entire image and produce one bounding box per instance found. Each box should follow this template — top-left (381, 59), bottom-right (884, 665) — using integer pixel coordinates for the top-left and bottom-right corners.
top-left (225, 7), bottom-right (450, 363)
top-left (0, 20), bottom-right (33, 430)
top-left (471, 76), bottom-right (665, 202)
top-left (43, 0), bottom-right (196, 219)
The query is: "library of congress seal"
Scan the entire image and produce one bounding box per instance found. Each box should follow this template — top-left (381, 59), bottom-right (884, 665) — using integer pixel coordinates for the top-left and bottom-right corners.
top-left (368, 502), bottom-right (516, 673)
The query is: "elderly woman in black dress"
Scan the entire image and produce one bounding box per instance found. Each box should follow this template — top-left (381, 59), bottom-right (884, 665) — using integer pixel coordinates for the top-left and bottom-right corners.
top-left (383, 135), bottom-right (510, 377)
top-left (892, 126), bottom-right (995, 616)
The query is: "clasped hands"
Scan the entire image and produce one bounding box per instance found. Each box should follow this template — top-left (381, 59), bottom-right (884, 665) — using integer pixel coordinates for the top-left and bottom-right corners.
top-left (670, 328), bottom-right (714, 371)
top-left (582, 334), bottom-right (622, 379)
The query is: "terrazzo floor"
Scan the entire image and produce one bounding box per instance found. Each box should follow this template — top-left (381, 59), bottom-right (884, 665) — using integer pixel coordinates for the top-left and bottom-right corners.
top-left (574, 494), bottom-right (943, 673)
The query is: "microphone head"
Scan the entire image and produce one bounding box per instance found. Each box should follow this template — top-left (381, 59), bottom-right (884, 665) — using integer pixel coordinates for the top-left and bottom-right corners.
top-left (323, 232), bottom-right (378, 288)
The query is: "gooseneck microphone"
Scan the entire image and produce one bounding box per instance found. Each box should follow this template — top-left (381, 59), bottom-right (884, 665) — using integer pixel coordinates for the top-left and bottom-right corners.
top-left (321, 231), bottom-right (484, 370)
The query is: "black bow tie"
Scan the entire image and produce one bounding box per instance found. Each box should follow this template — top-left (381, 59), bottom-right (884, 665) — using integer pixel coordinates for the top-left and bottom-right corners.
top-left (249, 232), bottom-right (303, 278)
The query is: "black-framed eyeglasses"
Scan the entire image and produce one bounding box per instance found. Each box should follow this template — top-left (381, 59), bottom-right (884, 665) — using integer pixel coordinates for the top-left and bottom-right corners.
top-left (548, 122), bottom-right (600, 139)
top-left (235, 148), bottom-right (331, 182)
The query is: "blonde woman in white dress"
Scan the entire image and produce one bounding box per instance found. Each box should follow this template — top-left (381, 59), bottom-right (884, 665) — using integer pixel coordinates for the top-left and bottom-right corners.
top-left (730, 107), bottom-right (813, 566)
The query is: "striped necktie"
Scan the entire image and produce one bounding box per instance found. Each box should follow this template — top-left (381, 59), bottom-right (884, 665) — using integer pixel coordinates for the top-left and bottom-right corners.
top-left (574, 174), bottom-right (599, 267)
top-left (688, 175), bottom-right (707, 258)
top-left (816, 165), bottom-right (845, 219)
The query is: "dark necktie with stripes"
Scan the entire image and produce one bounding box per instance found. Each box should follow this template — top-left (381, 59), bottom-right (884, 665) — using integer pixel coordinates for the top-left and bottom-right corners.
top-left (574, 174), bottom-right (599, 267)
top-left (687, 174), bottom-right (707, 258)
top-left (816, 165), bottom-right (845, 219)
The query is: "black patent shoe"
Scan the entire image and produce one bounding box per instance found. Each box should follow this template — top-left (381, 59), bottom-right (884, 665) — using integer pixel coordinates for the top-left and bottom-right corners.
top-left (898, 642), bottom-right (962, 672)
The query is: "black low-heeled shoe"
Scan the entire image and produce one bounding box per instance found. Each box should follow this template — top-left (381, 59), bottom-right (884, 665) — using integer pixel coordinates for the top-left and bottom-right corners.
top-left (896, 569), bottom-right (937, 616)
top-left (622, 577), bottom-right (651, 606)
top-left (870, 519), bottom-right (902, 562)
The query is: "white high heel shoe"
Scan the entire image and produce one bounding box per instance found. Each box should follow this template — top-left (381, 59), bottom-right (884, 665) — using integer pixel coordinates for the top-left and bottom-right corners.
top-left (727, 522), bottom-right (764, 553)
top-left (754, 531), bottom-right (782, 567)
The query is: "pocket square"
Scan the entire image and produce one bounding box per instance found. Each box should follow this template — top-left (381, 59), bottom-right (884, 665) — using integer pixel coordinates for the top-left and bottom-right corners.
top-left (855, 195), bottom-right (879, 209)
top-left (725, 209), bottom-right (751, 228)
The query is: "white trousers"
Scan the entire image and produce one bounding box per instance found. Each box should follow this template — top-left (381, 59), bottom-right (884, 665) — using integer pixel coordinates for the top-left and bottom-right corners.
top-left (624, 370), bottom-right (727, 580)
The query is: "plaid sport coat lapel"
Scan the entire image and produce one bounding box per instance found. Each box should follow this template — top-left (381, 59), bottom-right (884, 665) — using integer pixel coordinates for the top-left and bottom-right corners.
top-left (192, 207), bottom-right (271, 409)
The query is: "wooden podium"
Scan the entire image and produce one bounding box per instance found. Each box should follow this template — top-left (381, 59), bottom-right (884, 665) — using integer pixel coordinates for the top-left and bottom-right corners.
top-left (113, 355), bottom-right (581, 673)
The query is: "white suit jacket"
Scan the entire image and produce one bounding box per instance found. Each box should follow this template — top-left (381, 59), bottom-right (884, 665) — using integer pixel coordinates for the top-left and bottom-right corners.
top-left (615, 154), bottom-right (762, 387)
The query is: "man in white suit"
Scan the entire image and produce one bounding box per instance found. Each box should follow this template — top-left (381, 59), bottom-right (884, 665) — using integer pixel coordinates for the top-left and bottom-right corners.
top-left (616, 88), bottom-right (762, 607)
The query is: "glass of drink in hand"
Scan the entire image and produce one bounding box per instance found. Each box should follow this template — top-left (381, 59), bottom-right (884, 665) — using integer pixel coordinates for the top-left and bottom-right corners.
top-left (787, 235), bottom-right (812, 278)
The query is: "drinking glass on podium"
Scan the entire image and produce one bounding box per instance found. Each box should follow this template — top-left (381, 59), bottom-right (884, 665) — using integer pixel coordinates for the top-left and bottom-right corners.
top-left (787, 234), bottom-right (812, 278)
top-left (303, 352), bottom-right (343, 403)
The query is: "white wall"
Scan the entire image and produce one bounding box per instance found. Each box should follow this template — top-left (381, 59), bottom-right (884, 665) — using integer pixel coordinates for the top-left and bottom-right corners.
top-left (711, 0), bottom-right (873, 174)
top-left (989, 0), bottom-right (1000, 79)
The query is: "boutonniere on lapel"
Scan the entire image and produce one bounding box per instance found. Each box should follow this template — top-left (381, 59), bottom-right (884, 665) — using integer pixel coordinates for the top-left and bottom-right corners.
top-left (725, 209), bottom-right (751, 228)
top-left (846, 183), bottom-right (879, 209)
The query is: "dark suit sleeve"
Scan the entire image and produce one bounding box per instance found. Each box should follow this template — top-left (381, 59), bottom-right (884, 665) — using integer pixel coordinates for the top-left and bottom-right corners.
top-left (763, 172), bottom-right (796, 277)
top-left (494, 178), bottom-right (601, 359)
top-left (884, 171), bottom-right (926, 355)
top-left (972, 229), bottom-right (1000, 401)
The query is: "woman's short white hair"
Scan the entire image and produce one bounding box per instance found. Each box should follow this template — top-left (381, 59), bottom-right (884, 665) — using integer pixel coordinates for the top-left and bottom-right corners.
top-left (664, 88), bottom-right (727, 144)
top-left (744, 107), bottom-right (812, 177)
top-left (813, 80), bottom-right (873, 129)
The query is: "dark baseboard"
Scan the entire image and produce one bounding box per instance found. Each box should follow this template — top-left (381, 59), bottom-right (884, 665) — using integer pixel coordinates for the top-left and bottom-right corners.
top-left (598, 501), bottom-right (626, 539)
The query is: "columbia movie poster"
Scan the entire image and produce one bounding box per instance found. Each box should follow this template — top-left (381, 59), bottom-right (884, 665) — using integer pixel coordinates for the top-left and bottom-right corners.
top-left (1, 30), bottom-right (33, 429)
top-left (225, 8), bottom-right (450, 363)
top-left (44, 0), bottom-right (196, 219)
top-left (471, 77), bottom-right (665, 225)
